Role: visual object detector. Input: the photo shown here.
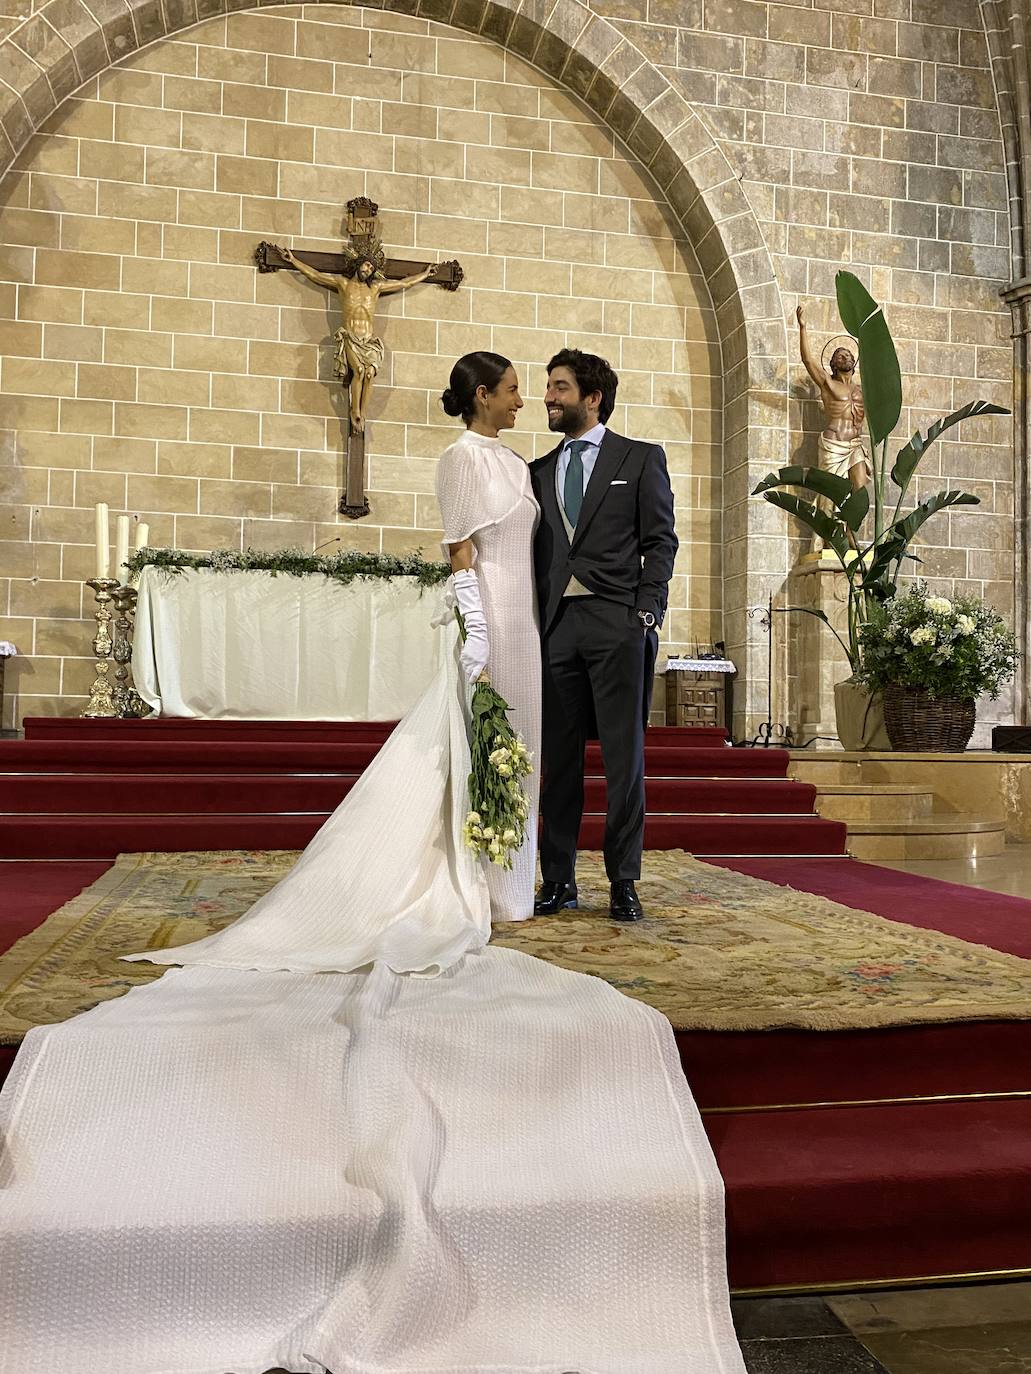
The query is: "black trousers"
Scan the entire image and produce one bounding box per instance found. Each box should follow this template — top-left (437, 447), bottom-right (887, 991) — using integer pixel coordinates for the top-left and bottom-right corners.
top-left (539, 596), bottom-right (652, 883)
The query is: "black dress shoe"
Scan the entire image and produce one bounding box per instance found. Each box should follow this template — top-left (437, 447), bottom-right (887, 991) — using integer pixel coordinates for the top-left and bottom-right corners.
top-left (534, 880), bottom-right (578, 915)
top-left (610, 880), bottom-right (644, 922)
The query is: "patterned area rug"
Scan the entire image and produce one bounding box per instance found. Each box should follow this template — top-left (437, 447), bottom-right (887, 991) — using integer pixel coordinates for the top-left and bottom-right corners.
top-left (3, 848), bottom-right (1031, 1042)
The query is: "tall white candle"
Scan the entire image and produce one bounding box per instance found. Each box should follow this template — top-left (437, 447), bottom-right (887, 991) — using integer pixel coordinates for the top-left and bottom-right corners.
top-left (114, 515), bottom-right (130, 583)
top-left (134, 520), bottom-right (150, 551)
top-left (94, 503), bottom-right (110, 580)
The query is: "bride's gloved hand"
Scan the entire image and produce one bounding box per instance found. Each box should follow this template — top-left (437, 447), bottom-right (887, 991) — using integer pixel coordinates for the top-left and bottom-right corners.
top-left (452, 568), bottom-right (489, 683)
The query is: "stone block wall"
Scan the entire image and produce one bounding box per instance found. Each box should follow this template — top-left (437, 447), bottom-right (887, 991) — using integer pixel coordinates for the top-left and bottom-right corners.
top-left (614, 0), bottom-right (1014, 730)
top-left (0, 0), bottom-right (1018, 736)
top-left (0, 3), bottom-right (722, 725)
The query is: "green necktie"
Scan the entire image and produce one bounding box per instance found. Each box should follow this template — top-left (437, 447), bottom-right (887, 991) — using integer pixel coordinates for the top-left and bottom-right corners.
top-left (563, 439), bottom-right (589, 526)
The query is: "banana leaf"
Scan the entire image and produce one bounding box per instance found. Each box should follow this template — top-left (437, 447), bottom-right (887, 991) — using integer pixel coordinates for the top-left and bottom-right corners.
top-left (752, 465), bottom-right (853, 504)
top-left (838, 484), bottom-right (871, 531)
top-left (835, 271), bottom-right (902, 446)
top-left (777, 604), bottom-right (856, 666)
top-left (887, 488), bottom-right (980, 546)
top-left (760, 491), bottom-right (851, 559)
top-left (890, 401), bottom-right (1011, 491)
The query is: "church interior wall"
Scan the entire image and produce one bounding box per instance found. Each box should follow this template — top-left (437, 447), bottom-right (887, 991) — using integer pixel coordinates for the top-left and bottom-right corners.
top-left (0, 3), bottom-right (724, 727)
top-left (612, 0), bottom-right (1014, 739)
top-left (0, 0), bottom-right (1019, 739)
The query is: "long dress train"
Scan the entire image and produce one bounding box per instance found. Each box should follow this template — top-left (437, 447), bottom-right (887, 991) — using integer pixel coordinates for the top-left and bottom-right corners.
top-left (0, 429), bottom-right (746, 1374)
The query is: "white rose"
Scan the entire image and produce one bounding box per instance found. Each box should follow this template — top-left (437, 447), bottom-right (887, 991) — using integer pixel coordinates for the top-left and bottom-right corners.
top-left (926, 596), bottom-right (953, 615)
top-left (957, 615), bottom-right (975, 635)
top-left (910, 626), bottom-right (934, 645)
top-left (502, 828), bottom-right (517, 844)
top-left (482, 826), bottom-right (495, 840)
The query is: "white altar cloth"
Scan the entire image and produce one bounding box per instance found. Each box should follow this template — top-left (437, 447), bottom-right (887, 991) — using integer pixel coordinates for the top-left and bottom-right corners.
top-left (132, 566), bottom-right (447, 720)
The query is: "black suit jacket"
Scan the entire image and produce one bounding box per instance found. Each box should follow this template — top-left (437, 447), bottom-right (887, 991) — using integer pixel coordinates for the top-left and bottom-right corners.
top-left (529, 429), bottom-right (678, 635)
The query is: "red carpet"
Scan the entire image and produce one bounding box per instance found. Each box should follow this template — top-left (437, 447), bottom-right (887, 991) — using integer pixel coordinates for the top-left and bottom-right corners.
top-left (715, 1098), bottom-right (1031, 1289)
top-left (3, 718), bottom-right (1030, 1291)
top-left (0, 718), bottom-right (845, 859)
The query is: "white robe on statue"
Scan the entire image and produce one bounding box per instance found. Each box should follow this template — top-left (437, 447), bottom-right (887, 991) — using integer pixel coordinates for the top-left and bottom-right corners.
top-left (0, 429), bottom-right (746, 1374)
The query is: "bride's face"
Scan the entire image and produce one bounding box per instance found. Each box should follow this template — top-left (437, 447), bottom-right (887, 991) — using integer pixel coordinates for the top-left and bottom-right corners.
top-left (477, 367), bottom-right (524, 432)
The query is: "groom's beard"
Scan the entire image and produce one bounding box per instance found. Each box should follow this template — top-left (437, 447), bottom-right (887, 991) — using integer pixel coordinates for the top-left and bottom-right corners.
top-left (546, 400), bottom-right (589, 435)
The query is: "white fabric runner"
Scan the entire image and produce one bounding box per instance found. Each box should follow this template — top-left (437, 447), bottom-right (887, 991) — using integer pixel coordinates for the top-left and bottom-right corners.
top-left (2, 500), bottom-right (746, 1371)
top-left (0, 953), bottom-right (744, 1374)
top-left (132, 566), bottom-right (447, 720)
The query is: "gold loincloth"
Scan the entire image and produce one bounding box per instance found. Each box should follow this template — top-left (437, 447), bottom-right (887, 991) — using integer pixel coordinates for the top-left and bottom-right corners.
top-left (334, 327), bottom-right (384, 381)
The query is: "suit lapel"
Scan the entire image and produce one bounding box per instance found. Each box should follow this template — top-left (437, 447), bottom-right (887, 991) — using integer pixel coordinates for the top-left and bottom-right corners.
top-left (570, 430), bottom-right (630, 549)
top-left (536, 443), bottom-right (569, 547)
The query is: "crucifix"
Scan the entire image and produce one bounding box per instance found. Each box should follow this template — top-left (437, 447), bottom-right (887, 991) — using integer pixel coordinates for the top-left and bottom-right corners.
top-left (256, 197), bottom-right (463, 518)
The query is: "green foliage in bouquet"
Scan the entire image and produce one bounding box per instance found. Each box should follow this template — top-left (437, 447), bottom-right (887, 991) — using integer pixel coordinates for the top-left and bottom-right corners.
top-left (752, 271), bottom-right (1010, 676)
top-left (454, 612), bottom-right (533, 869)
top-left (463, 690), bottom-right (533, 868)
top-left (856, 584), bottom-right (1017, 701)
top-left (126, 545), bottom-right (451, 588)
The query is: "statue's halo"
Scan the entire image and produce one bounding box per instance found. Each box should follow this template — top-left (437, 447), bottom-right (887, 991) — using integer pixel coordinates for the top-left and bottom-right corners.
top-left (822, 333), bottom-right (860, 372)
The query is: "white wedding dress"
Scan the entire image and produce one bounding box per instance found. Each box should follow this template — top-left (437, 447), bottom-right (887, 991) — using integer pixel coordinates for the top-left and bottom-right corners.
top-left (0, 430), bottom-right (745, 1374)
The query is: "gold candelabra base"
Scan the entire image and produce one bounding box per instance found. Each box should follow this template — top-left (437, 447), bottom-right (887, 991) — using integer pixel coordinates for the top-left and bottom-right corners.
top-left (82, 578), bottom-right (152, 719)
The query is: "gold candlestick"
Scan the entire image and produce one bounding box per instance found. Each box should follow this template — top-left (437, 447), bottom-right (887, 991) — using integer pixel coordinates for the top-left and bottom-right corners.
top-left (111, 583), bottom-right (151, 718)
top-left (82, 577), bottom-right (120, 718)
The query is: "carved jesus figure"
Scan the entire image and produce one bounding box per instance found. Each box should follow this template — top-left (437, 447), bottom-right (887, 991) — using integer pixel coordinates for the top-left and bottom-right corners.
top-left (277, 246), bottom-right (435, 432)
top-left (796, 303), bottom-right (871, 551)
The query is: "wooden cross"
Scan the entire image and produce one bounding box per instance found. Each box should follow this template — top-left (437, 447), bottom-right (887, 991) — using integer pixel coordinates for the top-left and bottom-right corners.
top-left (257, 197), bottom-right (463, 519)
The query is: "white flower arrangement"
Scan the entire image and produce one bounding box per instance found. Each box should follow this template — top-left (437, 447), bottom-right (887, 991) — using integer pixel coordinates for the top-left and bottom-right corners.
top-left (858, 583), bottom-right (1018, 701)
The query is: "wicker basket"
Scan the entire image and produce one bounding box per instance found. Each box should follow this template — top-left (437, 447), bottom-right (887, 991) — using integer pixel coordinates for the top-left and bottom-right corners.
top-left (882, 685), bottom-right (976, 752)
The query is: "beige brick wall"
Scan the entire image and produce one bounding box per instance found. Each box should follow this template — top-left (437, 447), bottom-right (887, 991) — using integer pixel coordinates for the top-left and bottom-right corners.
top-left (0, 0), bottom-right (1017, 736)
top-left (0, 4), bottom-right (722, 727)
top-left (609, 0), bottom-right (1014, 670)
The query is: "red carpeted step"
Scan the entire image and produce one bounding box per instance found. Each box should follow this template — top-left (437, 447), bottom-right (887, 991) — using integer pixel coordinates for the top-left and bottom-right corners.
top-left (0, 740), bottom-right (787, 776)
top-left (21, 716), bottom-right (398, 744)
top-left (711, 1097), bottom-right (1031, 1290)
top-left (598, 814), bottom-right (846, 855)
top-left (0, 811), bottom-right (846, 859)
top-left (21, 717), bottom-right (731, 749)
top-left (0, 772), bottom-right (817, 816)
top-left (676, 856), bottom-right (1031, 1111)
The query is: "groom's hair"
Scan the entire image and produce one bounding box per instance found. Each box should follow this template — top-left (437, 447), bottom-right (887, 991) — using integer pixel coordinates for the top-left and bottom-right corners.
top-left (547, 348), bottom-right (618, 424)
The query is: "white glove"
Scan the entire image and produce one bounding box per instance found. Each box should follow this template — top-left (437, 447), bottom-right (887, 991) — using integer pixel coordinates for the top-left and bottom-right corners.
top-left (452, 568), bottom-right (489, 683)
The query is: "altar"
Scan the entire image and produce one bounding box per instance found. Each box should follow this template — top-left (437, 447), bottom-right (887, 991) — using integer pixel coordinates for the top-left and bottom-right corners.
top-left (132, 566), bottom-right (449, 720)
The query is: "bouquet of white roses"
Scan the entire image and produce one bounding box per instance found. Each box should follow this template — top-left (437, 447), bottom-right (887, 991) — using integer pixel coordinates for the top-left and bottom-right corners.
top-left (455, 613), bottom-right (534, 868)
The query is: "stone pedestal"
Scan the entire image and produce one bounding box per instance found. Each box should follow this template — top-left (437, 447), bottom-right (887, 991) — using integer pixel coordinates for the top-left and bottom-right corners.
top-left (785, 556), bottom-right (852, 747)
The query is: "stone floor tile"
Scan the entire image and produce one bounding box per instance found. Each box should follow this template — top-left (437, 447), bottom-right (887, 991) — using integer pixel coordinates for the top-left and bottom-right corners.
top-left (858, 1322), bottom-right (1031, 1373)
top-left (878, 844), bottom-right (1031, 899)
top-left (733, 1295), bottom-right (850, 1340)
top-left (741, 1334), bottom-right (890, 1372)
top-left (830, 1281), bottom-right (1031, 1334)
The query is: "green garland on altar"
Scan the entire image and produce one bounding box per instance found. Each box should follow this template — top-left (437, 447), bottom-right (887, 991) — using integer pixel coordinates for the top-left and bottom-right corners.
top-left (126, 546), bottom-right (451, 588)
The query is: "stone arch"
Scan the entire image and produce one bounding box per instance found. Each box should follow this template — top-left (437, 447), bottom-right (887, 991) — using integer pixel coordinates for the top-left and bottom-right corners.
top-left (0, 0), bottom-right (788, 732)
top-left (982, 0), bottom-right (1031, 719)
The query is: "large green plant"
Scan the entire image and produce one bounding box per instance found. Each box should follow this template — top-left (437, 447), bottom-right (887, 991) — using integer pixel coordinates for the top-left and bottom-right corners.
top-left (753, 271), bottom-right (1009, 675)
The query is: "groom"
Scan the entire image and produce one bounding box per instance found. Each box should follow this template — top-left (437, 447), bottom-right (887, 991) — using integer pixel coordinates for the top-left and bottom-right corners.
top-left (529, 349), bottom-right (678, 922)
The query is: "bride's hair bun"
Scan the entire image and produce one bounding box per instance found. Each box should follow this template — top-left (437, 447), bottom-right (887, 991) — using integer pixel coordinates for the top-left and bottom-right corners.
top-left (441, 352), bottom-right (513, 422)
top-left (440, 386), bottom-right (463, 417)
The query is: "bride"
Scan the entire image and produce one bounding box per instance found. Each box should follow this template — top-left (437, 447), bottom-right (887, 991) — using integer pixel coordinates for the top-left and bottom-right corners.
top-left (0, 354), bottom-right (745, 1374)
